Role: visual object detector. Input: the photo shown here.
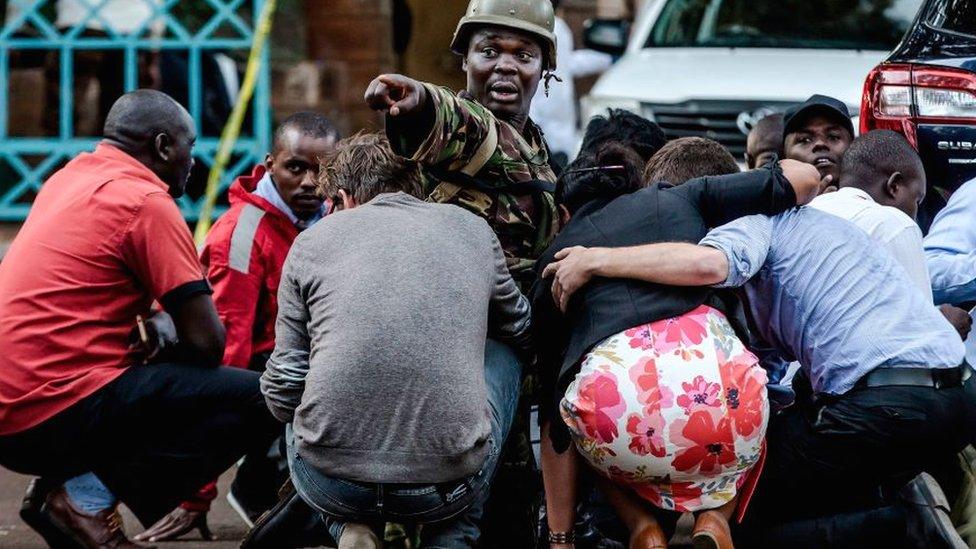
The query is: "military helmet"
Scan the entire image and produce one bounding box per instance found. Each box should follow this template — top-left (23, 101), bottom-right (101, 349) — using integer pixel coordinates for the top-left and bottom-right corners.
top-left (450, 0), bottom-right (557, 70)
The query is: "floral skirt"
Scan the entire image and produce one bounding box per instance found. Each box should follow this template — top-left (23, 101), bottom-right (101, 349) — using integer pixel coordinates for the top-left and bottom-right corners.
top-left (560, 305), bottom-right (768, 512)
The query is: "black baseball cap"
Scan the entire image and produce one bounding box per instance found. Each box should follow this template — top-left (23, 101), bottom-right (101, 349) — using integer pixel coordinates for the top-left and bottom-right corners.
top-left (783, 94), bottom-right (855, 142)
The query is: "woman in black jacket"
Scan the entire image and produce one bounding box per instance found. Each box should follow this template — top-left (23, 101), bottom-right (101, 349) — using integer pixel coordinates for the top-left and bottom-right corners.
top-left (533, 134), bottom-right (820, 549)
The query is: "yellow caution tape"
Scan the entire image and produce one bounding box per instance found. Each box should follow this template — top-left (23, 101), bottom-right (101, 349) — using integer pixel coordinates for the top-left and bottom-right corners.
top-left (194, 0), bottom-right (278, 244)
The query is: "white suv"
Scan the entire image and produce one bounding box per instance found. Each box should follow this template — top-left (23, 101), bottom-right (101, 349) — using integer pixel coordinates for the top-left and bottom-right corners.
top-left (582, 0), bottom-right (923, 159)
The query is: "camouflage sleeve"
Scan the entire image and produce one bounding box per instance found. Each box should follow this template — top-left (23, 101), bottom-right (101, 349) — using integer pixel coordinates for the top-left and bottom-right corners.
top-left (396, 84), bottom-right (504, 177)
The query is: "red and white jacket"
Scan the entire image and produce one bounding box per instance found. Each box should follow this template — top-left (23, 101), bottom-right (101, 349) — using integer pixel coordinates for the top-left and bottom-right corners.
top-left (183, 165), bottom-right (305, 512)
top-left (200, 164), bottom-right (301, 369)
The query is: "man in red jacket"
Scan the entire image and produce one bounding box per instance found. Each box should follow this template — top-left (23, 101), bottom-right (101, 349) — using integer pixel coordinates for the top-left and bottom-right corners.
top-left (137, 112), bottom-right (339, 542)
top-left (203, 111), bottom-right (338, 371)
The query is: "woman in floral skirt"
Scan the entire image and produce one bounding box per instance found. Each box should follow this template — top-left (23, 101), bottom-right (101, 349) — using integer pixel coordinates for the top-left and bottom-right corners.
top-left (560, 304), bottom-right (767, 547)
top-left (532, 133), bottom-right (820, 549)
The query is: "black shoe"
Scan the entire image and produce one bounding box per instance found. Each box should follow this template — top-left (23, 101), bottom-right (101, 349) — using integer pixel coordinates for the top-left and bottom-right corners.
top-left (226, 485), bottom-right (265, 528)
top-left (899, 472), bottom-right (967, 549)
top-left (19, 478), bottom-right (84, 549)
top-left (229, 438), bottom-right (289, 527)
top-left (240, 480), bottom-right (333, 549)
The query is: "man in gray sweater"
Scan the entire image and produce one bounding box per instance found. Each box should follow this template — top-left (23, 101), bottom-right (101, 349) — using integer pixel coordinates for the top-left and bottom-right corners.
top-left (260, 133), bottom-right (532, 548)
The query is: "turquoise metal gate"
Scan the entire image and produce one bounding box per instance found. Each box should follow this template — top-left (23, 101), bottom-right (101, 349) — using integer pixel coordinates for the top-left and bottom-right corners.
top-left (0, 0), bottom-right (271, 221)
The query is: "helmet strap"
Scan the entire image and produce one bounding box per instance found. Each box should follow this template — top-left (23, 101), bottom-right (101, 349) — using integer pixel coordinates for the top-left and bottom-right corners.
top-left (543, 70), bottom-right (563, 97)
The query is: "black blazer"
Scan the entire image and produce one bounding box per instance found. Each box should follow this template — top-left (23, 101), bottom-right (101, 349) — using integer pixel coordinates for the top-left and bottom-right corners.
top-left (531, 164), bottom-right (798, 433)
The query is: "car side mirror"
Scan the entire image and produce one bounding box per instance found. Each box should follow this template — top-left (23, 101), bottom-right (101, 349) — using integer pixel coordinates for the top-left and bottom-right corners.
top-left (583, 18), bottom-right (630, 56)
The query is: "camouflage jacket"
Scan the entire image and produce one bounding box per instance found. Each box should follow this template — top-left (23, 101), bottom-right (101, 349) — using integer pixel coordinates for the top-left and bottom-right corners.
top-left (389, 84), bottom-right (559, 291)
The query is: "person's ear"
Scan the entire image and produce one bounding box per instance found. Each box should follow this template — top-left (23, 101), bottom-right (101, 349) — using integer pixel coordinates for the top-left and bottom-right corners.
top-left (338, 189), bottom-right (358, 210)
top-left (461, 55), bottom-right (469, 72)
top-left (884, 171), bottom-right (903, 199)
top-left (154, 133), bottom-right (172, 162)
top-left (264, 152), bottom-right (274, 172)
top-left (558, 204), bottom-right (572, 227)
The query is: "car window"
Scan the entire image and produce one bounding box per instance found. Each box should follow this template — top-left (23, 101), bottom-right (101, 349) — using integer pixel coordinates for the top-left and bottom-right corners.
top-left (646, 0), bottom-right (922, 49)
top-left (927, 0), bottom-right (976, 36)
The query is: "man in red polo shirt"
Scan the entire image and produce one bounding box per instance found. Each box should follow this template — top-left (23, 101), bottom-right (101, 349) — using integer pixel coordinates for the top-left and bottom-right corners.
top-left (0, 90), bottom-right (279, 548)
top-left (138, 113), bottom-right (339, 541)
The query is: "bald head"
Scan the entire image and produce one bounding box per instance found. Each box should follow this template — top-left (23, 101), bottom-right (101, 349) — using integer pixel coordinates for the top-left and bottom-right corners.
top-left (746, 113), bottom-right (784, 169)
top-left (839, 129), bottom-right (926, 219)
top-left (103, 90), bottom-right (196, 197)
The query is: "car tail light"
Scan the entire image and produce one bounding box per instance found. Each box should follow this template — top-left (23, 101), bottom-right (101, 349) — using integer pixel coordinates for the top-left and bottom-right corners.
top-left (860, 63), bottom-right (976, 148)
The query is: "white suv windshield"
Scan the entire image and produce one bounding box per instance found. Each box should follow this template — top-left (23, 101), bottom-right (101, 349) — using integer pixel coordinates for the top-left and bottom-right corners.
top-left (646, 0), bottom-right (921, 49)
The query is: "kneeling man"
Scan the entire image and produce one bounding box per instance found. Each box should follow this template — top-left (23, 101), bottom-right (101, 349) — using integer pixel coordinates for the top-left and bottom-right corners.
top-left (0, 90), bottom-right (279, 548)
top-left (261, 133), bottom-right (532, 548)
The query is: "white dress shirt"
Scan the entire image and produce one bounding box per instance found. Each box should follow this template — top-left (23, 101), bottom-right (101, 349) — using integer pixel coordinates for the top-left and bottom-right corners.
top-left (810, 186), bottom-right (933, 302)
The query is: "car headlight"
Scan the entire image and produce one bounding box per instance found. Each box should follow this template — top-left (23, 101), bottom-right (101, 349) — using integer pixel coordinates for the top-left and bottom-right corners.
top-left (581, 95), bottom-right (643, 123)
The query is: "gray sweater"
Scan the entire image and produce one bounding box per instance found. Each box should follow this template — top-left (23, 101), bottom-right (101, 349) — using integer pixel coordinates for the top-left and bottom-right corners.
top-left (260, 192), bottom-right (531, 484)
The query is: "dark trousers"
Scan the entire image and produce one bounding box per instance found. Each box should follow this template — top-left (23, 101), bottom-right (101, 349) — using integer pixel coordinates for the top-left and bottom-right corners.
top-left (0, 363), bottom-right (280, 526)
top-left (739, 375), bottom-right (976, 547)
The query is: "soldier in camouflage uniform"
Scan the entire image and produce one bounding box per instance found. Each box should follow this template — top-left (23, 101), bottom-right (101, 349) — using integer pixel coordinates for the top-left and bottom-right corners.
top-left (365, 0), bottom-right (560, 545)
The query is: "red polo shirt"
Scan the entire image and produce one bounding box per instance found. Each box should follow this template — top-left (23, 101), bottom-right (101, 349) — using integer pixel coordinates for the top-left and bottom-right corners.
top-left (0, 143), bottom-right (210, 435)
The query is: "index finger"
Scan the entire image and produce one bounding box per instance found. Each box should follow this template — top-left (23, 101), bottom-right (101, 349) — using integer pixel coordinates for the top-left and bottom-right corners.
top-left (377, 74), bottom-right (405, 89)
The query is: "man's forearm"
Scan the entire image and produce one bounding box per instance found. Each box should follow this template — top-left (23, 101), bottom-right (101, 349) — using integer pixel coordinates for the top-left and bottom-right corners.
top-left (590, 243), bottom-right (729, 287)
top-left (928, 252), bottom-right (976, 305)
top-left (259, 355), bottom-right (309, 423)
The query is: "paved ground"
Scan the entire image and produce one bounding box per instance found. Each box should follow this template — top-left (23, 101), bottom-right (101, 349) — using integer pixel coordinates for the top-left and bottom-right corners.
top-left (0, 467), bottom-right (250, 548)
top-left (0, 466), bottom-right (698, 549)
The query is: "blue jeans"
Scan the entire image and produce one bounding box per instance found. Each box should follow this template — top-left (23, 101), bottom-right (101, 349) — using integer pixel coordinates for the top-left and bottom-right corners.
top-left (289, 339), bottom-right (523, 548)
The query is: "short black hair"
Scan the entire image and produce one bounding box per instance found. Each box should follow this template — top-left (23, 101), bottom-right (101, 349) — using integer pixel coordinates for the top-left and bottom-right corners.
top-left (643, 137), bottom-right (739, 186)
top-left (273, 112), bottom-right (339, 152)
top-left (579, 109), bottom-right (667, 163)
top-left (841, 129), bottom-right (922, 184)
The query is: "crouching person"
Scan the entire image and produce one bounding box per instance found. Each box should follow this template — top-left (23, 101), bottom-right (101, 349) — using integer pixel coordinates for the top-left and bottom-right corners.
top-left (260, 133), bottom-right (532, 548)
top-left (0, 90), bottom-right (280, 548)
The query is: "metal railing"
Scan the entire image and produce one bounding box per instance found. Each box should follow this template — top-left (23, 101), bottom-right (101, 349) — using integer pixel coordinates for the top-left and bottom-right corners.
top-left (0, 0), bottom-right (271, 221)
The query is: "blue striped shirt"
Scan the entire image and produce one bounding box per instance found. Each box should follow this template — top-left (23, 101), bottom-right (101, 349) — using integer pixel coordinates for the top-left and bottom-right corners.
top-left (700, 207), bottom-right (964, 395)
top-left (924, 176), bottom-right (976, 305)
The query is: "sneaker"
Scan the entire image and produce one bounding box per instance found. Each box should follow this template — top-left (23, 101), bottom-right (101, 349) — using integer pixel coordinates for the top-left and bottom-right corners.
top-left (226, 487), bottom-right (260, 528)
top-left (899, 472), bottom-right (967, 549)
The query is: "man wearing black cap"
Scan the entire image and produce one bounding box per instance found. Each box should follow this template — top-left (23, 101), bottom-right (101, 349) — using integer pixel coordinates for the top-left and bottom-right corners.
top-left (783, 94), bottom-right (855, 192)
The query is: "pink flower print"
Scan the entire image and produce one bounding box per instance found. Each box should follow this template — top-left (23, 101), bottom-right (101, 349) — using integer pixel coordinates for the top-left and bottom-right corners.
top-left (657, 385), bottom-right (675, 411)
top-left (649, 311), bottom-right (708, 354)
top-left (625, 325), bottom-right (655, 351)
top-left (574, 371), bottom-right (626, 444)
top-left (676, 375), bottom-right (722, 414)
top-left (626, 413), bottom-right (667, 458)
top-left (628, 356), bottom-right (674, 410)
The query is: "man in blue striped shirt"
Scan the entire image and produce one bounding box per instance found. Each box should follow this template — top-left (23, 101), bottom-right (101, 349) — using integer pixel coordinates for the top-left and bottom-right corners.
top-left (544, 197), bottom-right (971, 546)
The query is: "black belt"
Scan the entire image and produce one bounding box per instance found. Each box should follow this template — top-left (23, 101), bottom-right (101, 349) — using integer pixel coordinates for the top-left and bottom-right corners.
top-left (855, 361), bottom-right (973, 390)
